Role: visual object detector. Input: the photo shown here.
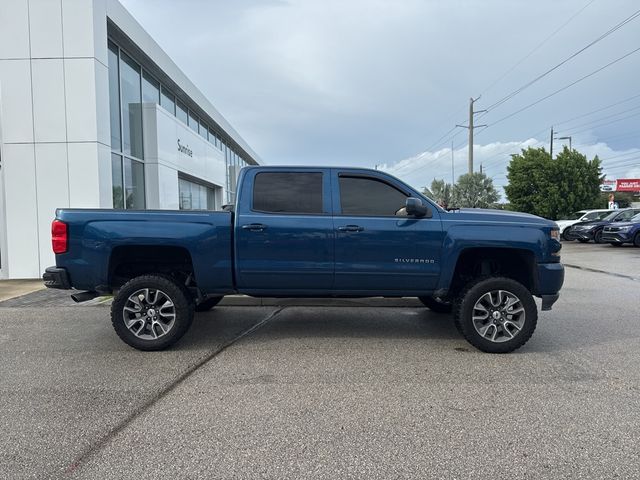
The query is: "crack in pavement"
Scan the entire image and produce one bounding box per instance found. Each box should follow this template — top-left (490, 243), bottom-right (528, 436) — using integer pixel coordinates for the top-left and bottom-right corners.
top-left (63, 306), bottom-right (286, 477)
top-left (564, 263), bottom-right (640, 282)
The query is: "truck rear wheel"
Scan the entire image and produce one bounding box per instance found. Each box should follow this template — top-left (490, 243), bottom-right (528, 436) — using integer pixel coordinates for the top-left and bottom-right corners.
top-left (418, 296), bottom-right (453, 313)
top-left (454, 277), bottom-right (537, 354)
top-left (195, 296), bottom-right (223, 312)
top-left (111, 275), bottom-right (194, 351)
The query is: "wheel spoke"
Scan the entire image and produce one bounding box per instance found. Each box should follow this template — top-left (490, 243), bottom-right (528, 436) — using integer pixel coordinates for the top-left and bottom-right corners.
top-left (123, 288), bottom-right (177, 341)
top-left (471, 288), bottom-right (526, 344)
top-left (504, 320), bottom-right (522, 332)
top-left (478, 323), bottom-right (495, 338)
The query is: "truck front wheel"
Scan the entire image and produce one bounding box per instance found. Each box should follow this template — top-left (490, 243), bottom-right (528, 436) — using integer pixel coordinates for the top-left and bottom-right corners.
top-left (111, 275), bottom-right (194, 351)
top-left (454, 277), bottom-right (537, 354)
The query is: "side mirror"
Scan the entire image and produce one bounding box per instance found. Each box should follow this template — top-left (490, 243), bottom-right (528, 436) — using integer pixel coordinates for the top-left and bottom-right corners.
top-left (405, 197), bottom-right (430, 218)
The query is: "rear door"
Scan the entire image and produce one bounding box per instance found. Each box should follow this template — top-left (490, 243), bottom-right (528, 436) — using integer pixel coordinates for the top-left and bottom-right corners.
top-left (234, 168), bottom-right (334, 293)
top-left (331, 169), bottom-right (443, 294)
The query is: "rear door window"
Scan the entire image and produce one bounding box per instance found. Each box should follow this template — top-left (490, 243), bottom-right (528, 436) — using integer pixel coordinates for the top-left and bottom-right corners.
top-left (253, 172), bottom-right (323, 214)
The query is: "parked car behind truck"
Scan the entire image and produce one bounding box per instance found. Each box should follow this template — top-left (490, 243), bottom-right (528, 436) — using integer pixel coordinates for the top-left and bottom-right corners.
top-left (43, 166), bottom-right (564, 354)
top-left (555, 209), bottom-right (612, 241)
top-left (570, 208), bottom-right (640, 243)
top-left (602, 212), bottom-right (640, 247)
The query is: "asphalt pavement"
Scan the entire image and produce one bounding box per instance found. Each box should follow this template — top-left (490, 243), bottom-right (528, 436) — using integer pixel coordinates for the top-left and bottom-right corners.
top-left (1, 241), bottom-right (639, 479)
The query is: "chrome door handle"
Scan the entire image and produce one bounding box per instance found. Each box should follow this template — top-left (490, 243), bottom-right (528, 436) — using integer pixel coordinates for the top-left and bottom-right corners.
top-left (337, 225), bottom-right (364, 232)
top-left (242, 223), bottom-right (267, 231)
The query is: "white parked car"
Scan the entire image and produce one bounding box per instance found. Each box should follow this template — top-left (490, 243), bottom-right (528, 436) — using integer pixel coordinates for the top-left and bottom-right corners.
top-left (555, 209), bottom-right (612, 241)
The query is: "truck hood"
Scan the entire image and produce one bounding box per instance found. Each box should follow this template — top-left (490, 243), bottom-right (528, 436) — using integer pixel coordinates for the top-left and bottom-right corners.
top-left (445, 208), bottom-right (554, 227)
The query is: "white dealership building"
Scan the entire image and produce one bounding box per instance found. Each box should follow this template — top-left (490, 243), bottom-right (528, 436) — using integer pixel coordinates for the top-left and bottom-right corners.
top-left (0, 0), bottom-right (260, 279)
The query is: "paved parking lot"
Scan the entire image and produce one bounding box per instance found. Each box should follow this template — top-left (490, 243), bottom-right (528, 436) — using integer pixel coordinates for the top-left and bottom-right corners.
top-left (1, 242), bottom-right (639, 479)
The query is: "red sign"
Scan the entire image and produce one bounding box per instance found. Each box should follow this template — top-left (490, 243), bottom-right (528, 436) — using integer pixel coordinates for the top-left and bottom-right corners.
top-left (616, 179), bottom-right (640, 192)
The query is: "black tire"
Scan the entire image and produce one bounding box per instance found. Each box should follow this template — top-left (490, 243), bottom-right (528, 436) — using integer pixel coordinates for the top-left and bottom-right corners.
top-left (561, 229), bottom-right (574, 241)
top-left (453, 276), bottom-right (537, 354)
top-left (194, 296), bottom-right (223, 312)
top-left (593, 229), bottom-right (603, 244)
top-left (418, 296), bottom-right (453, 313)
top-left (111, 275), bottom-right (194, 351)
top-left (634, 233), bottom-right (640, 248)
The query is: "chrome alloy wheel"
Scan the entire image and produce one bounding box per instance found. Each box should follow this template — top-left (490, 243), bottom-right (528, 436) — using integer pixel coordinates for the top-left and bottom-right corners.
top-left (123, 288), bottom-right (176, 340)
top-left (471, 290), bottom-right (526, 343)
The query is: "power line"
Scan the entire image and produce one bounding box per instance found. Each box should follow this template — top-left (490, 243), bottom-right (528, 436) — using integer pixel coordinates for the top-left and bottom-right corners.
top-left (554, 93), bottom-right (640, 126)
top-left (400, 1), bottom-right (604, 176)
top-left (479, 0), bottom-right (599, 96)
top-left (563, 111), bottom-right (640, 136)
top-left (486, 46), bottom-right (640, 129)
top-left (483, 8), bottom-right (640, 113)
top-left (555, 104), bottom-right (640, 132)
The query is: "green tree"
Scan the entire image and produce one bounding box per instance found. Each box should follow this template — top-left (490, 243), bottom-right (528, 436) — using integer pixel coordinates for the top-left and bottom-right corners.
top-left (429, 178), bottom-right (453, 208)
top-left (504, 146), bottom-right (602, 219)
top-left (452, 172), bottom-right (500, 208)
top-left (504, 147), bottom-right (553, 217)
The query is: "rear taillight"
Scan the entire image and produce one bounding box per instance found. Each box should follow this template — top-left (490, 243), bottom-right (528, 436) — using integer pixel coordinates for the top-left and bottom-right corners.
top-left (51, 220), bottom-right (68, 254)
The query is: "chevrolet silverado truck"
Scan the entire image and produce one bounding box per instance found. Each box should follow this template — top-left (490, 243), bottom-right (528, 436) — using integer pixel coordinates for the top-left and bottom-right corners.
top-left (43, 166), bottom-right (564, 353)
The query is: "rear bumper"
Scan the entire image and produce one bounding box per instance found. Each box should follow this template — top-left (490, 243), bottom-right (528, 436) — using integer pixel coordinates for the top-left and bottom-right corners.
top-left (601, 232), bottom-right (632, 243)
top-left (42, 266), bottom-right (71, 290)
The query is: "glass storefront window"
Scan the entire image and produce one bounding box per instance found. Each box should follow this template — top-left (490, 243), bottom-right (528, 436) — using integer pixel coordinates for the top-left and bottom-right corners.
top-left (160, 87), bottom-right (175, 115)
top-left (199, 122), bottom-right (208, 140)
top-left (176, 100), bottom-right (188, 124)
top-left (108, 42), bottom-right (121, 151)
top-left (112, 154), bottom-right (145, 210)
top-left (120, 52), bottom-right (143, 160)
top-left (142, 71), bottom-right (160, 104)
top-left (124, 158), bottom-right (145, 209)
top-left (179, 177), bottom-right (218, 210)
top-left (111, 153), bottom-right (124, 209)
top-left (188, 111), bottom-right (199, 133)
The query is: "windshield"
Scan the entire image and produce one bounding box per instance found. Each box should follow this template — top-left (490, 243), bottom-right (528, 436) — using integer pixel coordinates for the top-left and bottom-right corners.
top-left (566, 211), bottom-right (586, 220)
top-left (601, 211), bottom-right (619, 221)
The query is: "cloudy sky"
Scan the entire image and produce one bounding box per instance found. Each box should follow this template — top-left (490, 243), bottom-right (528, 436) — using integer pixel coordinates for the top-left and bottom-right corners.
top-left (121, 0), bottom-right (639, 196)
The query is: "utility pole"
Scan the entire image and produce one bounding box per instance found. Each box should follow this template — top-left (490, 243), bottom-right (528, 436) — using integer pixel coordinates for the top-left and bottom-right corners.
top-left (555, 135), bottom-right (572, 151)
top-left (457, 97), bottom-right (487, 174)
top-left (549, 127), bottom-right (554, 159)
top-left (480, 163), bottom-right (483, 175)
top-left (451, 140), bottom-right (455, 184)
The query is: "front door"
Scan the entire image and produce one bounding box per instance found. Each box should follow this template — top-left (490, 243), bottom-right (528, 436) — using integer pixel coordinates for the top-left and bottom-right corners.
top-left (235, 168), bottom-right (334, 294)
top-left (332, 170), bottom-right (443, 294)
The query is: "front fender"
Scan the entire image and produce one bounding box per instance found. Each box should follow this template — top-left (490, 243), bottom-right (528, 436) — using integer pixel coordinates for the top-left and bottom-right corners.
top-left (436, 224), bottom-right (547, 292)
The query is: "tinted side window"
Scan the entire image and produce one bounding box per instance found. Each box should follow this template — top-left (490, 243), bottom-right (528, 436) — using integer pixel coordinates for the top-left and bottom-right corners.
top-left (583, 212), bottom-right (599, 221)
top-left (339, 176), bottom-right (408, 216)
top-left (618, 210), bottom-right (637, 221)
top-left (253, 172), bottom-right (323, 214)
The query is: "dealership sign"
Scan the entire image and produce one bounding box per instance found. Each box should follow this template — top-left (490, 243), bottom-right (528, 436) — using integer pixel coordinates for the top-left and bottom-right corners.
top-left (616, 178), bottom-right (640, 192)
top-left (600, 179), bottom-right (616, 192)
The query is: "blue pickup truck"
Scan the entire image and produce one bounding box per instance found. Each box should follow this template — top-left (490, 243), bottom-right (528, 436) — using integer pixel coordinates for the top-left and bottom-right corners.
top-left (43, 166), bottom-right (564, 353)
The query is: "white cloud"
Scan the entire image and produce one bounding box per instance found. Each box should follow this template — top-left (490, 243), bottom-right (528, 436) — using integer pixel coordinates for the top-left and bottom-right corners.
top-left (381, 138), bottom-right (640, 199)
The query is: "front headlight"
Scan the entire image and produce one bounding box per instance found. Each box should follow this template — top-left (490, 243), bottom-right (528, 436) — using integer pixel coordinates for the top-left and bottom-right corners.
top-left (550, 228), bottom-right (560, 241)
top-left (618, 226), bottom-right (632, 232)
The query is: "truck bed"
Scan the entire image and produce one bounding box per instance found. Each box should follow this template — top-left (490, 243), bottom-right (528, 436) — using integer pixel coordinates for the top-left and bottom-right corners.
top-left (54, 209), bottom-right (234, 293)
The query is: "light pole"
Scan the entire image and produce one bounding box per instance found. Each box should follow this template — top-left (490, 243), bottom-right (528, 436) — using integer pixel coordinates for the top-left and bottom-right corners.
top-left (554, 135), bottom-right (572, 151)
